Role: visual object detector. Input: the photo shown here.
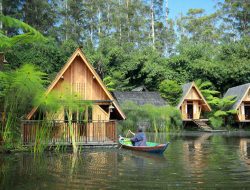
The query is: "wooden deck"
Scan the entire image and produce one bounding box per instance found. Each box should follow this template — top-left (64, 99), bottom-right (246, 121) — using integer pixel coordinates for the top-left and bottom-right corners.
top-left (21, 120), bottom-right (117, 146)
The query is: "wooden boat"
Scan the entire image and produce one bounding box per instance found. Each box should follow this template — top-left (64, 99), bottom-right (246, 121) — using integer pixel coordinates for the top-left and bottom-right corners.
top-left (119, 136), bottom-right (169, 154)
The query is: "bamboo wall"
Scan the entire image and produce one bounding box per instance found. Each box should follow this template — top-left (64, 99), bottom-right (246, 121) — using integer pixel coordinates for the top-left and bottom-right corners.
top-left (237, 89), bottom-right (250, 121)
top-left (53, 56), bottom-right (109, 101)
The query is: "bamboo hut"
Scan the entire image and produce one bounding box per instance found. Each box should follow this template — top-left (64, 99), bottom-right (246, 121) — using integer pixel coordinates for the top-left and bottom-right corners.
top-left (22, 48), bottom-right (125, 145)
top-left (223, 83), bottom-right (250, 122)
top-left (177, 82), bottom-right (211, 121)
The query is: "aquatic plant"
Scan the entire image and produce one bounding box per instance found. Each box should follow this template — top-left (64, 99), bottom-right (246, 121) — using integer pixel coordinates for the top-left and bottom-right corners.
top-left (36, 83), bottom-right (92, 154)
top-left (0, 64), bottom-right (47, 149)
top-left (119, 101), bottom-right (182, 133)
top-left (33, 120), bottom-right (53, 154)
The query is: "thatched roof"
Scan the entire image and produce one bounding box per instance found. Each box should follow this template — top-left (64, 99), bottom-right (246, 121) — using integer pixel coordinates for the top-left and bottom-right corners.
top-left (223, 83), bottom-right (250, 110)
top-left (112, 91), bottom-right (166, 106)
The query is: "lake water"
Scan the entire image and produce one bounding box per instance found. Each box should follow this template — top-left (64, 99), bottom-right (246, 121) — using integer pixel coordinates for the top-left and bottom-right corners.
top-left (1, 131), bottom-right (250, 189)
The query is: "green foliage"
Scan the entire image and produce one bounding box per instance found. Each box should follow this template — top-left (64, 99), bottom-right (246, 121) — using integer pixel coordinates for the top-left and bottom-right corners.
top-left (159, 80), bottom-right (182, 106)
top-left (120, 101), bottom-right (182, 132)
top-left (208, 96), bottom-right (237, 128)
top-left (0, 0), bottom-right (249, 136)
top-left (0, 15), bottom-right (46, 49)
top-left (195, 79), bottom-right (237, 128)
top-left (195, 79), bottom-right (220, 100)
top-left (103, 76), bottom-right (115, 91)
top-left (0, 64), bottom-right (47, 148)
top-left (217, 0), bottom-right (250, 37)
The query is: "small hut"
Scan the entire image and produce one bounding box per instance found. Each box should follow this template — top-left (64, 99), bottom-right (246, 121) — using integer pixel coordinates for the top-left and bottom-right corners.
top-left (177, 82), bottom-right (211, 121)
top-left (22, 48), bottom-right (125, 145)
top-left (223, 83), bottom-right (250, 122)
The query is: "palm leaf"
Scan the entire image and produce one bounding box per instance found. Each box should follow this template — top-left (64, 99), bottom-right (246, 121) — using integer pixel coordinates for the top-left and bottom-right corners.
top-left (0, 15), bottom-right (46, 49)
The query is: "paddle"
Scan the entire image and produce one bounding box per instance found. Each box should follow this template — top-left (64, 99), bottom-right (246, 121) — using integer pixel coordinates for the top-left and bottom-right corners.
top-left (126, 129), bottom-right (135, 137)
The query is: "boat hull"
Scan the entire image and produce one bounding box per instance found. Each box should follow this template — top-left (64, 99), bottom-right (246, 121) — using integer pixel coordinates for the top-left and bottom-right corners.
top-left (119, 137), bottom-right (169, 154)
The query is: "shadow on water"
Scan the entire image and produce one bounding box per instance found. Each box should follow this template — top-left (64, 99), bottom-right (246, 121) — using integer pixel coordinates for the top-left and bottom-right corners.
top-left (1, 131), bottom-right (250, 189)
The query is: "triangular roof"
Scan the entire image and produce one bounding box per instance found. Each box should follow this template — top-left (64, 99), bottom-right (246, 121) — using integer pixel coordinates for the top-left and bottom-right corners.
top-left (27, 48), bottom-right (125, 120)
top-left (113, 91), bottom-right (166, 107)
top-left (177, 82), bottom-right (211, 111)
top-left (223, 83), bottom-right (250, 110)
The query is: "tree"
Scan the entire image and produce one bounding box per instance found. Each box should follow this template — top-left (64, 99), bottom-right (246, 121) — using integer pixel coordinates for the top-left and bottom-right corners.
top-left (22, 0), bottom-right (57, 35)
top-left (159, 80), bottom-right (182, 106)
top-left (208, 96), bottom-right (237, 128)
top-left (195, 79), bottom-right (220, 101)
top-left (217, 0), bottom-right (250, 38)
top-left (0, 15), bottom-right (46, 49)
top-left (176, 8), bottom-right (220, 44)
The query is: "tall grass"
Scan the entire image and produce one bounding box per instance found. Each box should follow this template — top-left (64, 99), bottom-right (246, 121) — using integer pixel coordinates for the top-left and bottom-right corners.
top-left (119, 101), bottom-right (182, 133)
top-left (33, 120), bottom-right (53, 154)
top-left (0, 64), bottom-right (47, 149)
top-left (36, 84), bottom-right (92, 154)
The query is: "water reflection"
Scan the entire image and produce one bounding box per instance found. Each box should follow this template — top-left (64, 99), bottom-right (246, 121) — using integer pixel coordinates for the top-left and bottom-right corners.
top-left (1, 132), bottom-right (250, 189)
top-left (179, 133), bottom-right (210, 185)
top-left (239, 138), bottom-right (250, 165)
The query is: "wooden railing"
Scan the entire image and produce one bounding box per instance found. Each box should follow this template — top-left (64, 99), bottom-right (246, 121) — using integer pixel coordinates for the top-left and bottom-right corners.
top-left (21, 120), bottom-right (117, 145)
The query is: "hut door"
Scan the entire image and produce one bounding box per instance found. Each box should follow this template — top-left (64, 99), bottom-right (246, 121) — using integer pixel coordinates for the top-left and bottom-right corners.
top-left (245, 104), bottom-right (250, 120)
top-left (187, 102), bottom-right (193, 119)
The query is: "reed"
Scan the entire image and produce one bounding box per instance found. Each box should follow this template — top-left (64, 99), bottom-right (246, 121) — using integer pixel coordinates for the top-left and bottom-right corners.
top-left (119, 101), bottom-right (182, 132)
top-left (0, 64), bottom-right (47, 149)
top-left (36, 83), bottom-right (92, 154)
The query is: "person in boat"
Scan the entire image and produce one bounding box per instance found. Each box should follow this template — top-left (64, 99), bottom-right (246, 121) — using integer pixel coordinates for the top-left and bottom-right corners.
top-left (130, 127), bottom-right (147, 146)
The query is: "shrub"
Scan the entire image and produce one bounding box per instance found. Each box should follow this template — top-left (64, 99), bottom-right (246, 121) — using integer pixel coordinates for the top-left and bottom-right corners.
top-left (159, 80), bottom-right (182, 106)
top-left (119, 101), bottom-right (182, 133)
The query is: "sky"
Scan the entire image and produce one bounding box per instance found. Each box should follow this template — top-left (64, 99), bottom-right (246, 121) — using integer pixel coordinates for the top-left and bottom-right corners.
top-left (168, 0), bottom-right (217, 19)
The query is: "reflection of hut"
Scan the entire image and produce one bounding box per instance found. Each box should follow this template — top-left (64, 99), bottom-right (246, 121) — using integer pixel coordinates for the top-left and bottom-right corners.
top-left (177, 82), bottom-right (211, 121)
top-left (182, 133), bottom-right (212, 176)
top-left (239, 138), bottom-right (250, 165)
top-left (223, 83), bottom-right (250, 122)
